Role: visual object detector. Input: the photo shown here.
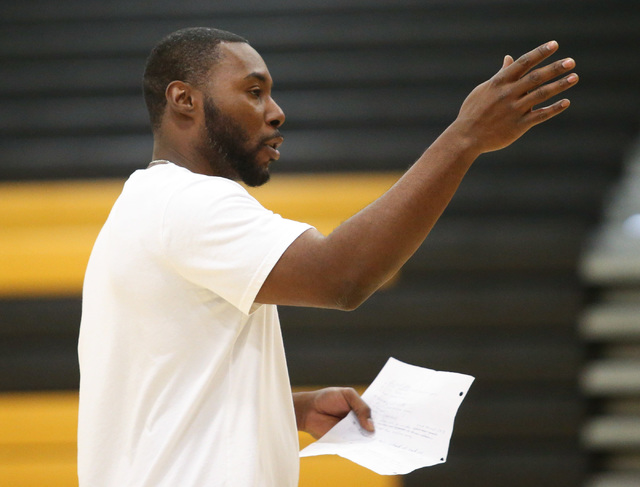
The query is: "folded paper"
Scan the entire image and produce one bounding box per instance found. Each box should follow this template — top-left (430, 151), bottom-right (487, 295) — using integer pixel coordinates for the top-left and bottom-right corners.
top-left (299, 357), bottom-right (474, 475)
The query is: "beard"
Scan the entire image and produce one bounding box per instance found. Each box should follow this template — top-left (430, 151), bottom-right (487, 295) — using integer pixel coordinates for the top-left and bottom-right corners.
top-left (201, 96), bottom-right (278, 187)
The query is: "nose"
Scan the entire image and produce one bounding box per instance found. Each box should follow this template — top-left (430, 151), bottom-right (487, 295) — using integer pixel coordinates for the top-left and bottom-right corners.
top-left (266, 97), bottom-right (285, 128)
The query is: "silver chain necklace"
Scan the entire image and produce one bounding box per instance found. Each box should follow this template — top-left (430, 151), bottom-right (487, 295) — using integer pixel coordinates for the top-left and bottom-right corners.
top-left (147, 159), bottom-right (171, 169)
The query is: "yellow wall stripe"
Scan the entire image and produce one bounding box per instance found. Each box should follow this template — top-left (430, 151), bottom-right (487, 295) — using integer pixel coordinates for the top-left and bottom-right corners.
top-left (0, 173), bottom-right (400, 297)
top-left (0, 391), bottom-right (401, 487)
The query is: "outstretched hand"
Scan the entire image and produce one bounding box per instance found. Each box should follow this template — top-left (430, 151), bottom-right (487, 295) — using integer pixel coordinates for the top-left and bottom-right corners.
top-left (452, 40), bottom-right (579, 154)
top-left (293, 387), bottom-right (374, 439)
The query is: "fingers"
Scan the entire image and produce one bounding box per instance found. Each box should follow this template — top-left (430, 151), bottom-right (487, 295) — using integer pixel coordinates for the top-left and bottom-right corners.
top-left (520, 70), bottom-right (578, 109)
top-left (525, 98), bottom-right (572, 127)
top-left (504, 40), bottom-right (559, 80)
top-left (504, 41), bottom-right (578, 121)
top-left (501, 54), bottom-right (514, 69)
top-left (518, 56), bottom-right (576, 94)
top-left (341, 387), bottom-right (374, 432)
top-left (520, 68), bottom-right (577, 128)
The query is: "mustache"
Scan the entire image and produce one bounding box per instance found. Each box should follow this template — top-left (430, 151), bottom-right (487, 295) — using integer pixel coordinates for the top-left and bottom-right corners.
top-left (259, 130), bottom-right (284, 144)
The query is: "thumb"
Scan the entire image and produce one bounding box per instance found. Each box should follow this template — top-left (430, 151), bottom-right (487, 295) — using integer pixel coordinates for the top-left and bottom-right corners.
top-left (342, 388), bottom-right (375, 433)
top-left (501, 54), bottom-right (514, 69)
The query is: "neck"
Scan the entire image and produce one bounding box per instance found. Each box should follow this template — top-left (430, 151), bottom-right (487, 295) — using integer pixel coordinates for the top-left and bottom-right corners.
top-left (152, 126), bottom-right (241, 182)
top-left (151, 137), bottom-right (215, 177)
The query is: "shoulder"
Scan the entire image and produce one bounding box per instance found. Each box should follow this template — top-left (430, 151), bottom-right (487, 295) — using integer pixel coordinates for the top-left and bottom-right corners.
top-left (151, 168), bottom-right (272, 232)
top-left (139, 164), bottom-right (257, 206)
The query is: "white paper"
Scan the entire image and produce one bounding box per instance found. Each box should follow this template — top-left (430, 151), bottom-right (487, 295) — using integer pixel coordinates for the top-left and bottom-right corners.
top-left (299, 357), bottom-right (474, 475)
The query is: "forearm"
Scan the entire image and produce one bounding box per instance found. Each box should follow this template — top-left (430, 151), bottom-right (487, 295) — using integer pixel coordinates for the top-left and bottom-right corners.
top-left (258, 124), bottom-right (482, 310)
top-left (321, 123), bottom-right (480, 306)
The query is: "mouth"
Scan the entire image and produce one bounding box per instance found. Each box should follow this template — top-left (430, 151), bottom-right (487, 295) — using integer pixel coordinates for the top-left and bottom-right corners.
top-left (263, 136), bottom-right (284, 160)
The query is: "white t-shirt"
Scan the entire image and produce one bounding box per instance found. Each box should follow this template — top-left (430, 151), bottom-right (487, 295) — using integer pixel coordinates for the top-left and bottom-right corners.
top-left (78, 162), bottom-right (312, 487)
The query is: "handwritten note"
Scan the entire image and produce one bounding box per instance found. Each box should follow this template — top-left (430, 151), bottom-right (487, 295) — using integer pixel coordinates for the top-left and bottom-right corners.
top-left (299, 357), bottom-right (474, 475)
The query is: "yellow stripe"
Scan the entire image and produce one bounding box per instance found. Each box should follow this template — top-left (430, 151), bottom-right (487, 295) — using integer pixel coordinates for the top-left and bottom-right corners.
top-left (0, 173), bottom-right (400, 297)
top-left (0, 391), bottom-right (400, 487)
top-left (0, 180), bottom-right (124, 228)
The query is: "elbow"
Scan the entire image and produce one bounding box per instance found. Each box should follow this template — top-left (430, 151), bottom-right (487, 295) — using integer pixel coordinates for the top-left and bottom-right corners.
top-left (334, 296), bottom-right (361, 312)
top-left (332, 280), bottom-right (373, 311)
top-left (329, 266), bottom-right (397, 311)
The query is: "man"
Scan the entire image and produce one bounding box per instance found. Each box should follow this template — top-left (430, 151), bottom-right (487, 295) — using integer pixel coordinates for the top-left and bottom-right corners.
top-left (77, 27), bottom-right (578, 486)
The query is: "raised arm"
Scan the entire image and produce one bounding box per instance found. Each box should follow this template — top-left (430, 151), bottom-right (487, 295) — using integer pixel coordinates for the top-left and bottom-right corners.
top-left (256, 41), bottom-right (578, 310)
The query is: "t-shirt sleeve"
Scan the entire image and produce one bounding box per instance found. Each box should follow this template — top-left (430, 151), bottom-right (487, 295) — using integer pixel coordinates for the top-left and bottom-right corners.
top-left (161, 178), bottom-right (313, 315)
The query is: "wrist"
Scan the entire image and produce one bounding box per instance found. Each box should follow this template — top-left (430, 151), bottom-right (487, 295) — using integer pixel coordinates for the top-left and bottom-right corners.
top-left (441, 120), bottom-right (484, 158)
top-left (292, 391), bottom-right (313, 432)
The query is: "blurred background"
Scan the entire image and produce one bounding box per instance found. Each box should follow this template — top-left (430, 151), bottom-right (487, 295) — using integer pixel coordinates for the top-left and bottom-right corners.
top-left (1, 0), bottom-right (639, 486)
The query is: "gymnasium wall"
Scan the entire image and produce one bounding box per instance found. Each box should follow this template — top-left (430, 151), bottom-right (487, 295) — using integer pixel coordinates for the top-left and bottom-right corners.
top-left (1, 1), bottom-right (639, 486)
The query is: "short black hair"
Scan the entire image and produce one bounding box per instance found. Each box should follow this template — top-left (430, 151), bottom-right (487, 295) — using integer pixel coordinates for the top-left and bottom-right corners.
top-left (143, 27), bottom-right (248, 131)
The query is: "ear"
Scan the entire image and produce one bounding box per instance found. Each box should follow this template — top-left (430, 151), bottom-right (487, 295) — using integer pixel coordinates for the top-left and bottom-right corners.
top-left (165, 80), bottom-right (201, 118)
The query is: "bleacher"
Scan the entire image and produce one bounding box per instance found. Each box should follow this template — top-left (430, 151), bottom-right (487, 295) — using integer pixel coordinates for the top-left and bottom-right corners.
top-left (580, 138), bottom-right (640, 487)
top-left (1, 1), bottom-right (639, 486)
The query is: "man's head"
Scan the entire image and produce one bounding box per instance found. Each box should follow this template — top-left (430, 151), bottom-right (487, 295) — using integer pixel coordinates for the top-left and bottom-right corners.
top-left (143, 27), bottom-right (285, 186)
top-left (143, 27), bottom-right (248, 131)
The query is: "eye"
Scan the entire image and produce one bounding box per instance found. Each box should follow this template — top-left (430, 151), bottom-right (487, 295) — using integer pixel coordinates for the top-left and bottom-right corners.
top-left (249, 88), bottom-right (262, 98)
